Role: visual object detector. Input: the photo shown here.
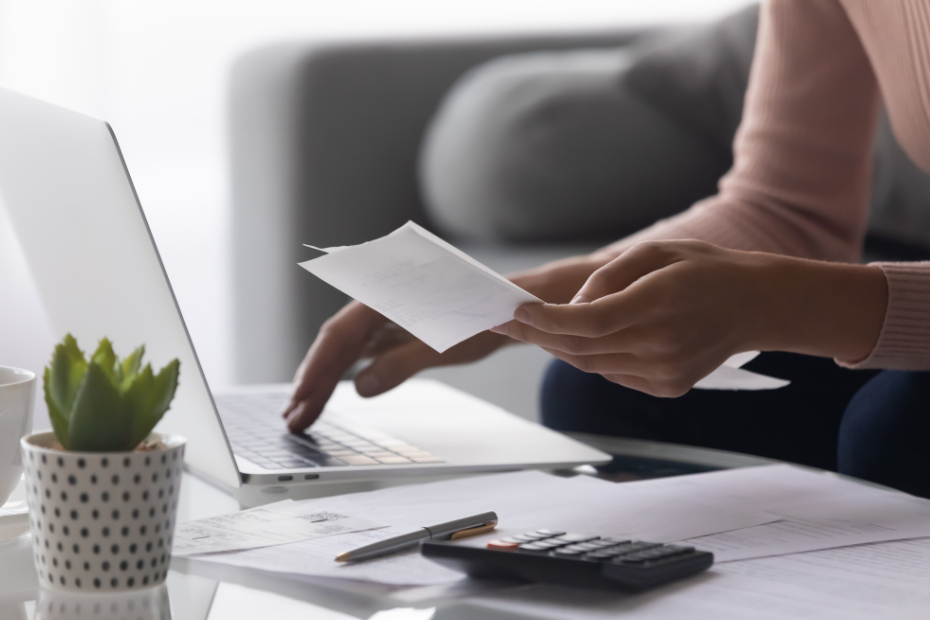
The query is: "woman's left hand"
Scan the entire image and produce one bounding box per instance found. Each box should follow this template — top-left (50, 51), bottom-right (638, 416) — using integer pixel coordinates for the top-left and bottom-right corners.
top-left (490, 240), bottom-right (887, 397)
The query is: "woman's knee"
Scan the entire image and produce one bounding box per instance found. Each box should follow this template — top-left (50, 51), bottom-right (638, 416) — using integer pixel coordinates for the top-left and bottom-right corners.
top-left (838, 370), bottom-right (930, 497)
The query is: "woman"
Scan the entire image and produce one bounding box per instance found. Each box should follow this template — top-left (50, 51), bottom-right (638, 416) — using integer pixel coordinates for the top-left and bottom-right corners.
top-left (283, 0), bottom-right (930, 496)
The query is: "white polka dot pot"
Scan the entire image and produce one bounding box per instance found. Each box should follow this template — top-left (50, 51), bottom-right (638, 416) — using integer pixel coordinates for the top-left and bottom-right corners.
top-left (20, 432), bottom-right (186, 593)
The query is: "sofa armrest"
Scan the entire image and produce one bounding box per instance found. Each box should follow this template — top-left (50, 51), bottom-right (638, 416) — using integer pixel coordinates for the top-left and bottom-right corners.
top-left (228, 31), bottom-right (653, 383)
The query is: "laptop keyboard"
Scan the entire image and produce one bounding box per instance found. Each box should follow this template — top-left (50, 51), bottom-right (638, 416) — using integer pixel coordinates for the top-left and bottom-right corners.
top-left (214, 393), bottom-right (444, 470)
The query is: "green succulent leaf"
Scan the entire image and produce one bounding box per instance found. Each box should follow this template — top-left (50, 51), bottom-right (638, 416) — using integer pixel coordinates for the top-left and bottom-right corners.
top-left (67, 362), bottom-right (133, 452)
top-left (126, 359), bottom-right (180, 447)
top-left (91, 338), bottom-right (118, 385)
top-left (43, 366), bottom-right (71, 450)
top-left (119, 345), bottom-right (145, 392)
top-left (44, 334), bottom-right (88, 449)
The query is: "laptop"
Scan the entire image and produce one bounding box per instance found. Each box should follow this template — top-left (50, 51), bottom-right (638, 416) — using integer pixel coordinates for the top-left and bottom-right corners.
top-left (0, 88), bottom-right (610, 499)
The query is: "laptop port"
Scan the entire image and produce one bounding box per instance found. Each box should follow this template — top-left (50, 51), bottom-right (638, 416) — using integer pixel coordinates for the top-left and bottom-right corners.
top-left (277, 475), bottom-right (293, 481)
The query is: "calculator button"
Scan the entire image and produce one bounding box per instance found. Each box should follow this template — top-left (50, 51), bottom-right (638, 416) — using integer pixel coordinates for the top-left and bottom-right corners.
top-left (573, 542), bottom-right (603, 551)
top-left (535, 530), bottom-right (565, 538)
top-left (553, 534), bottom-right (599, 543)
top-left (510, 534), bottom-right (541, 542)
top-left (487, 540), bottom-right (520, 551)
top-left (610, 541), bottom-right (662, 556)
top-left (553, 547), bottom-right (585, 556)
top-left (587, 539), bottom-right (620, 548)
top-left (561, 544), bottom-right (592, 553)
top-left (518, 543), bottom-right (551, 551)
top-left (500, 537), bottom-right (524, 544)
top-left (601, 537), bottom-right (631, 545)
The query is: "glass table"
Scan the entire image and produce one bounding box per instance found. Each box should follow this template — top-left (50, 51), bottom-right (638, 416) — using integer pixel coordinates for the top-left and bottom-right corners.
top-left (0, 435), bottom-right (781, 620)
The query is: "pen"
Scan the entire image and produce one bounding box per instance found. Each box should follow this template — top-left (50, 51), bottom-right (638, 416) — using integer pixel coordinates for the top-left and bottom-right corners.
top-left (335, 511), bottom-right (498, 562)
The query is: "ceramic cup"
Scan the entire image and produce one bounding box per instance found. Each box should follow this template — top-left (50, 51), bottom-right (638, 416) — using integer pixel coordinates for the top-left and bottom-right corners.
top-left (0, 367), bottom-right (36, 506)
top-left (20, 432), bottom-right (185, 592)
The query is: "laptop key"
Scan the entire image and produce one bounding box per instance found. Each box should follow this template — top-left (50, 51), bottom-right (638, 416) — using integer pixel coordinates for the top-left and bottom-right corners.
top-left (375, 457), bottom-right (412, 464)
top-left (340, 455), bottom-right (380, 466)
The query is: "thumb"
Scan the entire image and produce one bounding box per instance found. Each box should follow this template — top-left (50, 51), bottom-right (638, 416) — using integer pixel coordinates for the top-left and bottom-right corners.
top-left (354, 341), bottom-right (441, 397)
top-left (572, 242), bottom-right (682, 304)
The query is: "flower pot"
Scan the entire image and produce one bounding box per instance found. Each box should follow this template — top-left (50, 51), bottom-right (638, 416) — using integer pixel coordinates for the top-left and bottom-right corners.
top-left (20, 432), bottom-right (186, 592)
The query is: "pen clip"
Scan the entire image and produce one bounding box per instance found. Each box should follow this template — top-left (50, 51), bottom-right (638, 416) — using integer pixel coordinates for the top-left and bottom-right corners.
top-left (449, 520), bottom-right (498, 541)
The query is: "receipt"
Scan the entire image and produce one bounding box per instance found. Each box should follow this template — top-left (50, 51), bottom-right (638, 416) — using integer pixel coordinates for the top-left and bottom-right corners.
top-left (172, 500), bottom-right (384, 556)
top-left (299, 222), bottom-right (540, 353)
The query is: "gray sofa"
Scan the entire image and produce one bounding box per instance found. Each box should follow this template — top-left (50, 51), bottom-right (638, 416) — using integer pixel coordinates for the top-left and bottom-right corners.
top-left (229, 6), bottom-right (930, 419)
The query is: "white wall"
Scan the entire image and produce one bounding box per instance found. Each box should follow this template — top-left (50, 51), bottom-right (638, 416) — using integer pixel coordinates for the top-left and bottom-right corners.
top-left (0, 0), bottom-right (753, 428)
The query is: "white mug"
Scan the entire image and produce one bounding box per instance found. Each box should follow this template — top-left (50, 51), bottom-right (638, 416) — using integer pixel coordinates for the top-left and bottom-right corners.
top-left (0, 366), bottom-right (36, 506)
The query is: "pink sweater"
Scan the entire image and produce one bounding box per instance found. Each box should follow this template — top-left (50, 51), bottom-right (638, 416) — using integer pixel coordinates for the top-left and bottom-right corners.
top-left (618, 0), bottom-right (930, 370)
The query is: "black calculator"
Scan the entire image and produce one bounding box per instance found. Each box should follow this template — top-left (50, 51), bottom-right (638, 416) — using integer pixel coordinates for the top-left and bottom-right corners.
top-left (421, 529), bottom-right (713, 591)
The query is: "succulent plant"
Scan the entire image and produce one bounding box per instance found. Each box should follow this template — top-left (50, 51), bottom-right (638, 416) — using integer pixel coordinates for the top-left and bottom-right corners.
top-left (43, 334), bottom-right (180, 452)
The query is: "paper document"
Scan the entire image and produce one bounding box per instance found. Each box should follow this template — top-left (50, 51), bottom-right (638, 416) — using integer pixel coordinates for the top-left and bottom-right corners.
top-left (299, 222), bottom-right (787, 390)
top-left (189, 470), bottom-right (775, 587)
top-left (623, 464), bottom-right (930, 562)
top-left (299, 221), bottom-right (539, 353)
top-left (173, 500), bottom-right (384, 556)
top-left (472, 539), bottom-right (930, 620)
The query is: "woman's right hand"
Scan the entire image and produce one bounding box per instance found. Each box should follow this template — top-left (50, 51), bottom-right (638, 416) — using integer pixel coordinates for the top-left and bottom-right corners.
top-left (281, 300), bottom-right (511, 432)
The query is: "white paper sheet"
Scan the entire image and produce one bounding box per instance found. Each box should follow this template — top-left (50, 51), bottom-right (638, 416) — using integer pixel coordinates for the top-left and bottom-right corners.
top-left (299, 222), bottom-right (540, 353)
top-left (172, 500), bottom-right (384, 556)
top-left (189, 470), bottom-right (776, 586)
top-left (470, 539), bottom-right (930, 620)
top-left (620, 464), bottom-right (930, 562)
top-left (299, 222), bottom-right (787, 390)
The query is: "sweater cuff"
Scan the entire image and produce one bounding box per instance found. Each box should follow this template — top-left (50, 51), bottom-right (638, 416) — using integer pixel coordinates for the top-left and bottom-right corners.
top-left (836, 262), bottom-right (930, 370)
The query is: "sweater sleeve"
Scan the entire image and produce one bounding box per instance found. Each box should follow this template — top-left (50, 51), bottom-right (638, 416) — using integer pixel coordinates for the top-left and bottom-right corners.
top-left (605, 1), bottom-right (930, 370)
top-left (610, 0), bottom-right (880, 262)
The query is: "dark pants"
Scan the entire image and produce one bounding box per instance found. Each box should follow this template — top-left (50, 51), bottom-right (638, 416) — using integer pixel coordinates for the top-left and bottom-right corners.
top-left (540, 352), bottom-right (930, 498)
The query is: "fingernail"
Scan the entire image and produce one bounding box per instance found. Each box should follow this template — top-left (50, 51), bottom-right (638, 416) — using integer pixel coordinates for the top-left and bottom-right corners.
top-left (356, 374), bottom-right (383, 397)
top-left (490, 324), bottom-right (507, 334)
top-left (570, 294), bottom-right (588, 305)
top-left (514, 307), bottom-right (532, 324)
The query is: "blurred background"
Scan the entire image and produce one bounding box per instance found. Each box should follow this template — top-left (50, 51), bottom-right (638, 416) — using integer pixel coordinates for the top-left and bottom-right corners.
top-left (0, 0), bottom-right (755, 430)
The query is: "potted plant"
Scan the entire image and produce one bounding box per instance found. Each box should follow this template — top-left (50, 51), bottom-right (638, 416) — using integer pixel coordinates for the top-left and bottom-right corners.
top-left (20, 334), bottom-right (184, 592)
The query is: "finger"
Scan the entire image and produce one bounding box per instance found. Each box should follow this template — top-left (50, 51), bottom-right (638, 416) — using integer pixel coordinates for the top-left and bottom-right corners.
top-left (497, 320), bottom-right (644, 356)
top-left (284, 303), bottom-right (387, 431)
top-left (354, 340), bottom-right (442, 397)
top-left (572, 241), bottom-right (682, 304)
top-left (514, 289), bottom-right (658, 338)
top-left (539, 346), bottom-right (644, 377)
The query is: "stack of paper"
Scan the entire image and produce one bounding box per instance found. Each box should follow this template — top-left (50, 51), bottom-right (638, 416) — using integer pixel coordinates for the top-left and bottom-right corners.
top-left (179, 464), bottom-right (930, 619)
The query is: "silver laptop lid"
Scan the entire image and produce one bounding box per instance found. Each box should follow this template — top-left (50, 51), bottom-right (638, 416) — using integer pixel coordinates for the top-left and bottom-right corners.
top-left (0, 88), bottom-right (241, 489)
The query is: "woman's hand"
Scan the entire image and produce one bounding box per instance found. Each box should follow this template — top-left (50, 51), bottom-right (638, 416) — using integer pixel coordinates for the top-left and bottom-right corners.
top-left (282, 253), bottom-right (607, 432)
top-left (282, 301), bottom-right (508, 432)
top-left (491, 240), bottom-right (888, 397)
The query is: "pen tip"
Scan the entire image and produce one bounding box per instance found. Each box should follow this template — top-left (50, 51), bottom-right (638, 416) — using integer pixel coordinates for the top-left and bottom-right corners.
top-left (335, 552), bottom-right (350, 562)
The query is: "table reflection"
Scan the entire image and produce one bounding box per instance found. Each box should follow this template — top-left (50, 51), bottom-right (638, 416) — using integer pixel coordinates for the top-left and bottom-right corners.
top-left (34, 586), bottom-right (171, 620)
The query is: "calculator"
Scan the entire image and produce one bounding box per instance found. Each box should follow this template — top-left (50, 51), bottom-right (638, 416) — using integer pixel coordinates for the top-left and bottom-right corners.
top-left (420, 529), bottom-right (713, 591)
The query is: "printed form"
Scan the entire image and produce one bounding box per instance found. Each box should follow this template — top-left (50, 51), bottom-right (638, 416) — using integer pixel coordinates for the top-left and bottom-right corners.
top-left (173, 500), bottom-right (383, 556)
top-left (299, 222), bottom-right (787, 390)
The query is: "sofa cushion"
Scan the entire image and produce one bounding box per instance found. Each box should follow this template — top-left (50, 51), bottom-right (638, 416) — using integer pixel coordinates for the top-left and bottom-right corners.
top-left (621, 3), bottom-right (759, 159)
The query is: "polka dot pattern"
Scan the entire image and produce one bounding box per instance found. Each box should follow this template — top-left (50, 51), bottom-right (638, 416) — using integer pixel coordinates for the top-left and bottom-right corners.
top-left (21, 432), bottom-right (185, 593)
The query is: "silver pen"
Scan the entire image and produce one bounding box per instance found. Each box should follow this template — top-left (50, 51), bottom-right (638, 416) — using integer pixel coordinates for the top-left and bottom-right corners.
top-left (335, 511), bottom-right (498, 562)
